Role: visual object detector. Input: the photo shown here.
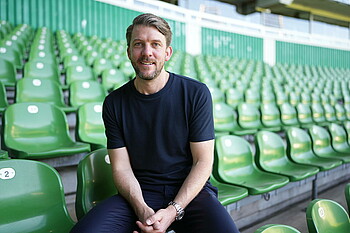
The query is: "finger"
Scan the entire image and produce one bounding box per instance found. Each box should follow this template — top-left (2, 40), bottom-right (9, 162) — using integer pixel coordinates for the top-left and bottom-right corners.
top-left (136, 221), bottom-right (154, 231)
top-left (146, 211), bottom-right (163, 225)
top-left (152, 220), bottom-right (161, 230)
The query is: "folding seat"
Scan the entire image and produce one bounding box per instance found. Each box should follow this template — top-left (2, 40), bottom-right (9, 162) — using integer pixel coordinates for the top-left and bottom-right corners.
top-left (76, 102), bottom-right (106, 150)
top-left (260, 103), bottom-right (282, 131)
top-left (237, 102), bottom-right (262, 134)
top-left (75, 148), bottom-right (117, 220)
top-left (0, 58), bottom-right (16, 86)
top-left (328, 123), bottom-right (350, 154)
top-left (279, 102), bottom-right (299, 129)
top-left (289, 91), bottom-right (300, 106)
top-left (345, 183), bottom-right (350, 214)
top-left (85, 50), bottom-right (101, 66)
top-left (23, 60), bottom-right (60, 84)
top-left (0, 44), bottom-right (23, 70)
top-left (255, 131), bottom-right (319, 181)
top-left (65, 65), bottom-right (96, 87)
top-left (15, 78), bottom-right (75, 113)
top-left (69, 80), bottom-right (107, 109)
top-left (213, 102), bottom-right (243, 136)
top-left (301, 92), bottom-right (311, 105)
top-left (296, 103), bottom-right (314, 128)
top-left (214, 135), bottom-right (289, 195)
top-left (310, 103), bottom-right (328, 126)
top-left (306, 199), bottom-right (350, 233)
top-left (286, 127), bottom-right (342, 170)
top-left (209, 175), bottom-right (248, 206)
top-left (28, 49), bottom-right (58, 66)
top-left (2, 102), bottom-right (90, 159)
top-left (275, 91), bottom-right (288, 106)
top-left (261, 90), bottom-right (276, 104)
top-left (1, 36), bottom-right (26, 60)
top-left (308, 125), bottom-right (350, 163)
top-left (244, 88), bottom-right (260, 107)
top-left (93, 57), bottom-right (113, 77)
top-left (254, 224), bottom-right (301, 233)
top-left (0, 81), bottom-right (8, 113)
top-left (63, 54), bottom-right (87, 72)
top-left (120, 60), bottom-right (135, 79)
top-left (225, 88), bottom-right (243, 108)
top-left (323, 103), bottom-right (337, 123)
top-left (101, 68), bottom-right (128, 91)
top-left (334, 103), bottom-right (347, 122)
top-left (209, 87), bottom-right (225, 104)
top-left (0, 159), bottom-right (75, 232)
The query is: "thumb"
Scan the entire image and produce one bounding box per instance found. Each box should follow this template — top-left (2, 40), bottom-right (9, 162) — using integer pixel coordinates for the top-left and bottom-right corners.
top-left (146, 212), bottom-right (162, 226)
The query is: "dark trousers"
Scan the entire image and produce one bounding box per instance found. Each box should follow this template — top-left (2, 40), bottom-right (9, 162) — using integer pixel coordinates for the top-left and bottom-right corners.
top-left (70, 182), bottom-right (240, 233)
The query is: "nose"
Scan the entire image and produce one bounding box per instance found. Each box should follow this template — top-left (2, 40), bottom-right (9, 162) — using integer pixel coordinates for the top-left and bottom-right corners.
top-left (141, 44), bottom-right (152, 57)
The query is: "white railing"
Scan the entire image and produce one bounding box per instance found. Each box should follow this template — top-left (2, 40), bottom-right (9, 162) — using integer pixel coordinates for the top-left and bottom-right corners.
top-left (98, 0), bottom-right (350, 51)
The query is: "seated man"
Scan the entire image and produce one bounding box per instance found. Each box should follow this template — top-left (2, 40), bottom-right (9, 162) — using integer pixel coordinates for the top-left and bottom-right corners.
top-left (70, 13), bottom-right (240, 233)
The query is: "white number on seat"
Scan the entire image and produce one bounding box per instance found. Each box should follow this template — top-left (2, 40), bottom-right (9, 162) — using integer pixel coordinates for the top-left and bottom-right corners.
top-left (0, 168), bottom-right (16, 180)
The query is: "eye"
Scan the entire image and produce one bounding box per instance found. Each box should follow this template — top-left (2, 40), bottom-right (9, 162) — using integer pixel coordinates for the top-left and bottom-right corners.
top-left (152, 42), bottom-right (161, 48)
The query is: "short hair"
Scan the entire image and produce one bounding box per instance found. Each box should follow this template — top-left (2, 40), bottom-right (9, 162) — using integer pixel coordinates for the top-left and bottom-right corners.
top-left (126, 13), bottom-right (172, 47)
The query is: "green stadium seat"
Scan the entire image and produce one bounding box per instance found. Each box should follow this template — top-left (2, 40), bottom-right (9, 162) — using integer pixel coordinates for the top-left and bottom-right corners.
top-left (260, 103), bottom-right (282, 131)
top-left (65, 65), bottom-right (96, 86)
top-left (76, 102), bottom-right (106, 150)
top-left (69, 80), bottom-right (107, 109)
top-left (255, 131), bottom-right (319, 181)
top-left (323, 103), bottom-right (337, 123)
top-left (261, 89), bottom-right (276, 105)
top-left (0, 149), bottom-right (8, 159)
top-left (0, 58), bottom-right (16, 86)
top-left (310, 103), bottom-right (328, 126)
top-left (15, 78), bottom-right (75, 113)
top-left (209, 87), bottom-right (225, 104)
top-left (306, 199), bottom-right (350, 233)
top-left (289, 92), bottom-right (300, 106)
top-left (244, 88), bottom-right (260, 107)
top-left (75, 148), bottom-right (117, 220)
top-left (280, 103), bottom-right (299, 129)
top-left (286, 127), bottom-right (342, 171)
top-left (0, 45), bottom-right (23, 70)
top-left (328, 123), bottom-right (350, 154)
top-left (2, 102), bottom-right (90, 159)
top-left (214, 135), bottom-right (289, 195)
top-left (0, 159), bottom-right (75, 232)
top-left (23, 60), bottom-right (60, 84)
top-left (276, 92), bottom-right (288, 106)
top-left (296, 103), bottom-right (314, 128)
top-left (63, 54), bottom-right (86, 71)
top-left (345, 183), bottom-right (350, 214)
top-left (209, 175), bottom-right (248, 206)
top-left (101, 68), bottom-right (128, 91)
top-left (254, 224), bottom-right (301, 233)
top-left (225, 88), bottom-right (243, 108)
top-left (93, 57), bottom-right (113, 77)
top-left (334, 103), bottom-right (347, 122)
top-left (308, 125), bottom-right (350, 163)
top-left (0, 81), bottom-right (8, 112)
top-left (237, 102), bottom-right (262, 134)
top-left (213, 102), bottom-right (239, 136)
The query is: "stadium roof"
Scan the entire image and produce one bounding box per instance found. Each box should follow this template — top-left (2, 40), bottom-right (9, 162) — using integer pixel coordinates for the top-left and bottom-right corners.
top-left (215, 0), bottom-right (350, 27)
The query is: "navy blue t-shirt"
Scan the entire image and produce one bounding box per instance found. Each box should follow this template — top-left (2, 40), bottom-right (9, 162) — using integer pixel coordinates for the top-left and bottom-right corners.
top-left (102, 72), bottom-right (214, 186)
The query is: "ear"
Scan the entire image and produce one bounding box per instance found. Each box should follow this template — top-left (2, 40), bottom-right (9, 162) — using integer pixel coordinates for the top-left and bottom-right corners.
top-left (165, 46), bottom-right (173, 61)
top-left (127, 46), bottom-right (131, 60)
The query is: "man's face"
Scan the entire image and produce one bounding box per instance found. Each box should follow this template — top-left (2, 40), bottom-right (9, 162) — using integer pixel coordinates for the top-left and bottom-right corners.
top-left (127, 25), bottom-right (172, 80)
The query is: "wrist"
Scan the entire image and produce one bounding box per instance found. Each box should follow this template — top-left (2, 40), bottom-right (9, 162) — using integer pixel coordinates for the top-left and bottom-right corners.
top-left (168, 201), bottom-right (185, 221)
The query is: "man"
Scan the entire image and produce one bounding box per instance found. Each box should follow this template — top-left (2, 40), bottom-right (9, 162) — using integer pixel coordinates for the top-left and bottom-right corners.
top-left (71, 13), bottom-right (240, 233)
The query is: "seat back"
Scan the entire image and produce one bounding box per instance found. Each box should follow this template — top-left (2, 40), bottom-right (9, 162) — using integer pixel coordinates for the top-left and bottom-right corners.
top-left (16, 78), bottom-right (66, 108)
top-left (209, 87), bottom-right (225, 104)
top-left (335, 103), bottom-right (346, 122)
top-left (66, 65), bottom-right (95, 86)
top-left (76, 102), bottom-right (106, 150)
top-left (255, 131), bottom-right (289, 173)
top-left (75, 148), bottom-right (117, 220)
top-left (328, 123), bottom-right (350, 152)
top-left (214, 135), bottom-right (256, 183)
top-left (0, 57), bottom-right (16, 86)
top-left (213, 102), bottom-right (238, 133)
top-left (280, 103), bottom-right (299, 127)
top-left (2, 102), bottom-right (73, 157)
top-left (308, 125), bottom-right (333, 155)
top-left (286, 127), bottom-right (314, 162)
top-left (345, 183), bottom-right (350, 214)
top-left (225, 88), bottom-right (243, 108)
top-left (0, 81), bottom-right (8, 112)
top-left (260, 103), bottom-right (281, 130)
top-left (101, 68), bottom-right (128, 91)
top-left (311, 103), bottom-right (327, 124)
top-left (306, 199), bottom-right (350, 233)
top-left (237, 102), bottom-right (262, 130)
top-left (69, 80), bottom-right (107, 109)
top-left (0, 159), bottom-right (74, 233)
top-left (254, 224), bottom-right (301, 233)
top-left (344, 121), bottom-right (350, 145)
top-left (23, 60), bottom-right (60, 83)
top-left (296, 103), bottom-right (313, 126)
top-left (323, 103), bottom-right (337, 123)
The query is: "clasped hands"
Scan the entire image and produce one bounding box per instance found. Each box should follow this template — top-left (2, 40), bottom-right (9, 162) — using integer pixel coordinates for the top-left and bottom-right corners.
top-left (133, 205), bottom-right (177, 233)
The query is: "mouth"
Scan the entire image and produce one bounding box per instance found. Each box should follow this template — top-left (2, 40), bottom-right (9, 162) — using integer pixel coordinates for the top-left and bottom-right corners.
top-left (139, 59), bottom-right (156, 66)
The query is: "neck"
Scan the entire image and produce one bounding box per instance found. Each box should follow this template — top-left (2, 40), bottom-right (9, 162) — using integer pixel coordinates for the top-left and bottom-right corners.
top-left (134, 70), bottom-right (169, 95)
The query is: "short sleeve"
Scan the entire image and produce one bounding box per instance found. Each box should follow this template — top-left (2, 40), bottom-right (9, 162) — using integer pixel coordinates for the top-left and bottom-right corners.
top-left (189, 84), bottom-right (215, 142)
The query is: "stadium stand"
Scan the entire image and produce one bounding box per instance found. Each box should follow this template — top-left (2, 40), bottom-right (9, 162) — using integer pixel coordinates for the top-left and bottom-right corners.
top-left (0, 0), bottom-right (350, 232)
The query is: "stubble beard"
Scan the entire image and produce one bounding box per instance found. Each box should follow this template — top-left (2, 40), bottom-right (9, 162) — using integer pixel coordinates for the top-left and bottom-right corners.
top-left (131, 57), bottom-right (165, 81)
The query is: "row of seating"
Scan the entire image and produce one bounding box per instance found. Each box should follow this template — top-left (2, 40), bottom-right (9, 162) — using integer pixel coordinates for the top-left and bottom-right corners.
top-left (1, 151), bottom-right (349, 232)
top-left (214, 101), bottom-right (350, 136)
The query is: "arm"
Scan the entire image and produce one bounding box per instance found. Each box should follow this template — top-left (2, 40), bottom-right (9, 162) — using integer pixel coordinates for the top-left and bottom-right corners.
top-left (139, 139), bottom-right (214, 232)
top-left (108, 147), bottom-right (155, 223)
